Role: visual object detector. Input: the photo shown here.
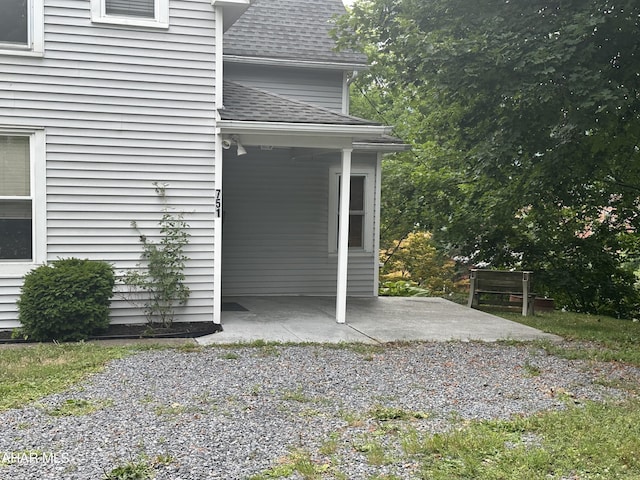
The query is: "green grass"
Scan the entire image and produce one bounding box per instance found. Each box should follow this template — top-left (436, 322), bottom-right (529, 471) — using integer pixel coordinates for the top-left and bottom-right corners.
top-left (492, 309), bottom-right (640, 366)
top-left (0, 343), bottom-right (135, 412)
top-left (406, 398), bottom-right (640, 479)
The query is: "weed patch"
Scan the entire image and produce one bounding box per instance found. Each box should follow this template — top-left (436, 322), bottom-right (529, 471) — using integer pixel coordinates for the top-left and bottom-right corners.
top-left (46, 398), bottom-right (112, 416)
top-left (103, 458), bottom-right (152, 480)
top-left (249, 448), bottom-right (331, 480)
top-left (369, 405), bottom-right (430, 422)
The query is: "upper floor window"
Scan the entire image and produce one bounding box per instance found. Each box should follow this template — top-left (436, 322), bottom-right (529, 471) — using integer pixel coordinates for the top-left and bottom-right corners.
top-left (91, 0), bottom-right (169, 28)
top-left (0, 0), bottom-right (44, 56)
top-left (107, 0), bottom-right (154, 18)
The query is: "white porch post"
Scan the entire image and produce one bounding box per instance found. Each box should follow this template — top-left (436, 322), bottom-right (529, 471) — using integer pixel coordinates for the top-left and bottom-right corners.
top-left (212, 7), bottom-right (225, 325)
top-left (336, 148), bottom-right (352, 323)
top-left (212, 148), bottom-right (223, 325)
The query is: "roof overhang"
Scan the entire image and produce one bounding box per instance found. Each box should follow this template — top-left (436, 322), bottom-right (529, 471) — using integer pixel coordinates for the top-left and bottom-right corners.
top-left (211, 0), bottom-right (251, 31)
top-left (353, 141), bottom-right (411, 153)
top-left (217, 120), bottom-right (395, 150)
top-left (223, 54), bottom-right (368, 71)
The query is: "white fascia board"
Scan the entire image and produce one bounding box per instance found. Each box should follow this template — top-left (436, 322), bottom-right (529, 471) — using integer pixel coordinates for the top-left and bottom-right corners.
top-left (353, 142), bottom-right (411, 152)
top-left (212, 0), bottom-right (250, 4)
top-left (224, 54), bottom-right (368, 71)
top-left (211, 0), bottom-right (250, 8)
top-left (217, 120), bottom-right (391, 138)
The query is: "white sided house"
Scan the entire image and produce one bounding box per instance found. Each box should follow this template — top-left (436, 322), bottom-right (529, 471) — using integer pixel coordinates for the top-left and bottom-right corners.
top-left (0, 0), bottom-right (404, 329)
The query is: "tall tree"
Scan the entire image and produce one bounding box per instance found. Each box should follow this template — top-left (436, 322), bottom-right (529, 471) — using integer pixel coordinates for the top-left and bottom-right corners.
top-left (336, 0), bottom-right (640, 316)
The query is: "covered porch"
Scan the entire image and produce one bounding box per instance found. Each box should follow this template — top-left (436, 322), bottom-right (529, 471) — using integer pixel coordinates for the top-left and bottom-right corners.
top-left (198, 296), bottom-right (560, 344)
top-left (215, 81), bottom-right (405, 324)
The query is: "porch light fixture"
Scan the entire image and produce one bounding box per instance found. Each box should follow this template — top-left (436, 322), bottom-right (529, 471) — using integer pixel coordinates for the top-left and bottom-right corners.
top-left (235, 138), bottom-right (247, 156)
top-left (221, 135), bottom-right (247, 156)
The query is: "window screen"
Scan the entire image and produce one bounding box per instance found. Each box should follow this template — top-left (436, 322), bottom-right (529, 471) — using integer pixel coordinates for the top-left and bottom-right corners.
top-left (0, 136), bottom-right (32, 260)
top-left (106, 0), bottom-right (155, 18)
top-left (337, 175), bottom-right (366, 249)
top-left (348, 176), bottom-right (365, 248)
top-left (0, 0), bottom-right (28, 45)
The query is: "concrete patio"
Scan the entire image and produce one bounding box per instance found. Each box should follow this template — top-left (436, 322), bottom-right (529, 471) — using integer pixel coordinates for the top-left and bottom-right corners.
top-left (197, 296), bottom-right (561, 345)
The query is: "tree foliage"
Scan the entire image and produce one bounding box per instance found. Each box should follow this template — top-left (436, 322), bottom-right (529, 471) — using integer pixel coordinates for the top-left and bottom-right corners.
top-left (336, 0), bottom-right (640, 316)
top-left (381, 232), bottom-right (456, 293)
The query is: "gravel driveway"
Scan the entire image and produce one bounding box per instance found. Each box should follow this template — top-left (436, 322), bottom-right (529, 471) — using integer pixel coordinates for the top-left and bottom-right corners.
top-left (1, 342), bottom-right (638, 479)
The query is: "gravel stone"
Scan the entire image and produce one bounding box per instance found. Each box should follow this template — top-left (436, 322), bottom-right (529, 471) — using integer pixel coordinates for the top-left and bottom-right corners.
top-left (1, 342), bottom-right (638, 479)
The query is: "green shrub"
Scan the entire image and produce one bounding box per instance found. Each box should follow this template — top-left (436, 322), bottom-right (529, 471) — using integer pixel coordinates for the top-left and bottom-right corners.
top-left (121, 183), bottom-right (190, 327)
top-left (381, 232), bottom-right (457, 294)
top-left (17, 258), bottom-right (115, 341)
top-left (379, 280), bottom-right (431, 297)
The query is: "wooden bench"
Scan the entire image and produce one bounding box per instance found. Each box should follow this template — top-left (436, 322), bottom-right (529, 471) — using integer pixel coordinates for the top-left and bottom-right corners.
top-left (467, 269), bottom-right (535, 316)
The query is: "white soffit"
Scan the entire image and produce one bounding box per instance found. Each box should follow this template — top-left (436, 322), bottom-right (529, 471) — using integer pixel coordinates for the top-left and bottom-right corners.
top-left (212, 0), bottom-right (251, 31)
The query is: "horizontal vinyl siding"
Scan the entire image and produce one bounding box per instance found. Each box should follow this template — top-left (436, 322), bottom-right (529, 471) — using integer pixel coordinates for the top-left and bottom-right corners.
top-left (224, 63), bottom-right (344, 112)
top-left (0, 278), bottom-right (22, 327)
top-left (0, 0), bottom-right (218, 327)
top-left (221, 150), bottom-right (376, 296)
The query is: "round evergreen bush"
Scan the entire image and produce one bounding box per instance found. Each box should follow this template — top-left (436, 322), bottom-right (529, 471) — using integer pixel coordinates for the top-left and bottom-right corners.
top-left (17, 258), bottom-right (115, 341)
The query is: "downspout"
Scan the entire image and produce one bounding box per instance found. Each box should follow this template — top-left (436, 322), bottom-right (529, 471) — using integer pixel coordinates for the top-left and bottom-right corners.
top-left (342, 70), bottom-right (359, 115)
top-left (373, 152), bottom-right (382, 296)
top-left (342, 71), bottom-right (350, 115)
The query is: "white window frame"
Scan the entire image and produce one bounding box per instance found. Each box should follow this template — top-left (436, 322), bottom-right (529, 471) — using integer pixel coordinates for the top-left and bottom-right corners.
top-left (91, 0), bottom-right (169, 29)
top-left (0, 128), bottom-right (46, 276)
top-left (328, 165), bottom-right (374, 254)
top-left (0, 0), bottom-right (44, 57)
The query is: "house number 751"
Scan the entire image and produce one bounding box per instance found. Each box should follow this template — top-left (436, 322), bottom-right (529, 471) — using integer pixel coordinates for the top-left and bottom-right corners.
top-left (214, 189), bottom-right (222, 219)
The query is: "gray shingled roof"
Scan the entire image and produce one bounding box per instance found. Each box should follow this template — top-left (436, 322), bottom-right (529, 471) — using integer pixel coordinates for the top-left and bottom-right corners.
top-left (223, 0), bottom-right (367, 66)
top-left (220, 81), bottom-right (378, 125)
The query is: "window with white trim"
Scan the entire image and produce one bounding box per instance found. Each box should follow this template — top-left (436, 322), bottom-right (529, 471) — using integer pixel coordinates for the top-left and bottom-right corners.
top-left (0, 130), bottom-right (44, 265)
top-left (91, 0), bottom-right (169, 28)
top-left (0, 0), bottom-right (44, 56)
top-left (328, 166), bottom-right (374, 253)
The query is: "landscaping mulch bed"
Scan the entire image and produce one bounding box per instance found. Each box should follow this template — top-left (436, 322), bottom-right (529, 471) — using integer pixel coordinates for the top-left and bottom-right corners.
top-left (0, 322), bottom-right (222, 344)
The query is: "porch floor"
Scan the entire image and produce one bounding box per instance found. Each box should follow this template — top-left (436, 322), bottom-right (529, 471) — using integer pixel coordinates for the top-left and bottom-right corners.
top-left (197, 296), bottom-right (560, 345)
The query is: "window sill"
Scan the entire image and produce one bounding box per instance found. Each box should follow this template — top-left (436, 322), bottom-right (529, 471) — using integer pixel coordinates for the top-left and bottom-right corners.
top-left (91, 16), bottom-right (169, 29)
top-left (328, 251), bottom-right (374, 258)
top-left (0, 48), bottom-right (43, 57)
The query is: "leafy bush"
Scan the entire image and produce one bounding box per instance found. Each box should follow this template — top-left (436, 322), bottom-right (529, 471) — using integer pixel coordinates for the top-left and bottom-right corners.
top-left (121, 183), bottom-right (190, 327)
top-left (17, 258), bottom-right (115, 341)
top-left (380, 232), bottom-right (457, 294)
top-left (379, 280), bottom-right (431, 297)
